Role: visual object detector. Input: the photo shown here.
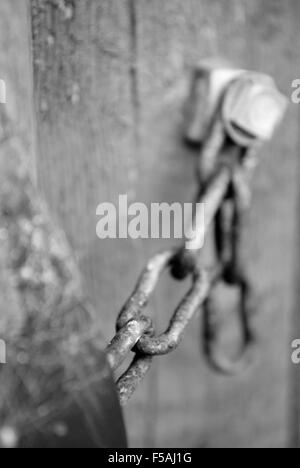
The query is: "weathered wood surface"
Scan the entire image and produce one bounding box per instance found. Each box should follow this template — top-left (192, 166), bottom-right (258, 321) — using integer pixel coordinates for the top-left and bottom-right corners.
top-left (0, 0), bottom-right (35, 168)
top-left (0, 0), bottom-right (35, 387)
top-left (30, 0), bottom-right (300, 447)
top-left (0, 0), bottom-right (33, 346)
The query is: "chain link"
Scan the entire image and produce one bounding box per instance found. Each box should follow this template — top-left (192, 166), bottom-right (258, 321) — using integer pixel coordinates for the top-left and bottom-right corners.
top-left (202, 170), bottom-right (256, 374)
top-left (107, 250), bottom-right (211, 405)
top-left (106, 146), bottom-right (258, 405)
top-left (105, 79), bottom-right (268, 405)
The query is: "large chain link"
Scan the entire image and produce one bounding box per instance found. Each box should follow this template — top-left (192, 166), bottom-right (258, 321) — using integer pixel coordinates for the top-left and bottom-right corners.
top-left (202, 149), bottom-right (257, 375)
top-left (107, 249), bottom-right (211, 404)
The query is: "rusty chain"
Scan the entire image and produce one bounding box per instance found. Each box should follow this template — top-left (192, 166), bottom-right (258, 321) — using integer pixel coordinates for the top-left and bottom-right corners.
top-left (106, 69), bottom-right (287, 406)
top-left (107, 145), bottom-right (256, 405)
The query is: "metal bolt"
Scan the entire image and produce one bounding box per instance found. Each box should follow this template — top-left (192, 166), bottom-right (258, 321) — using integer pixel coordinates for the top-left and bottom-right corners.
top-left (222, 72), bottom-right (288, 147)
top-left (185, 60), bottom-right (245, 144)
top-left (185, 62), bottom-right (287, 148)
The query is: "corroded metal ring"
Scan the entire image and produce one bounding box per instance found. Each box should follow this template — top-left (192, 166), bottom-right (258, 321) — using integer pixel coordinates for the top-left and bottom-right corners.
top-left (111, 248), bottom-right (211, 404)
top-left (202, 272), bottom-right (256, 375)
top-left (107, 315), bottom-right (154, 372)
top-left (116, 248), bottom-right (210, 357)
top-left (136, 266), bottom-right (210, 356)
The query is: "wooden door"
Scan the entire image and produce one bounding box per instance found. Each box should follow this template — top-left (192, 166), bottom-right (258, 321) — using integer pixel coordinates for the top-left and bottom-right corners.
top-left (24, 0), bottom-right (300, 447)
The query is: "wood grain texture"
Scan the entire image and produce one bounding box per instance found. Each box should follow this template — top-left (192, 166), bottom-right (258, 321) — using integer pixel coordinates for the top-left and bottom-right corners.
top-left (31, 0), bottom-right (300, 448)
top-left (0, 0), bottom-right (35, 341)
top-left (0, 0), bottom-right (35, 169)
top-left (289, 0), bottom-right (300, 449)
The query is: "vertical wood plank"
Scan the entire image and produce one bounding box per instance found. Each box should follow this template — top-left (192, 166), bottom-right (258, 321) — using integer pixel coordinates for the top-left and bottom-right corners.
top-left (31, 0), bottom-right (137, 342)
top-left (30, 0), bottom-right (150, 445)
top-left (130, 0), bottom-right (300, 447)
top-left (0, 0), bottom-right (35, 169)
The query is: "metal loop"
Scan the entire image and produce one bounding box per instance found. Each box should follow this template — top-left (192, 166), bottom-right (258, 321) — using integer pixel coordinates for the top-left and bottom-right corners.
top-left (205, 165), bottom-right (257, 375)
top-left (107, 315), bottom-right (153, 372)
top-left (170, 163), bottom-right (233, 281)
top-left (136, 267), bottom-right (210, 355)
top-left (203, 273), bottom-right (256, 375)
top-left (214, 166), bottom-right (250, 283)
top-left (116, 354), bottom-right (153, 406)
top-left (117, 248), bottom-right (210, 357)
top-left (108, 315), bottom-right (155, 406)
top-left (109, 249), bottom-right (211, 403)
top-left (171, 142), bottom-right (243, 282)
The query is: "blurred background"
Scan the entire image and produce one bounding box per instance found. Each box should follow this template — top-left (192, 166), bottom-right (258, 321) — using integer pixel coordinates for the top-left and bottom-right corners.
top-left (1, 0), bottom-right (300, 448)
